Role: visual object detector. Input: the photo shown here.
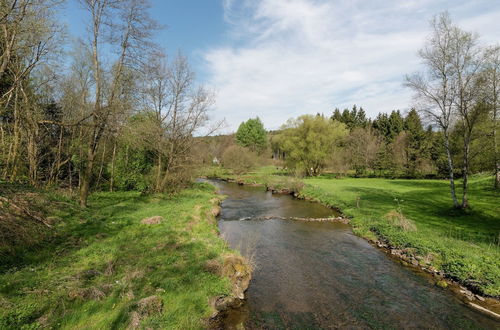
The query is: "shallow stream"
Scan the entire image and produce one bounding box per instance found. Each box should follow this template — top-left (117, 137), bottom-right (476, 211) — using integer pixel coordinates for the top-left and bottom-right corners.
top-left (212, 180), bottom-right (498, 329)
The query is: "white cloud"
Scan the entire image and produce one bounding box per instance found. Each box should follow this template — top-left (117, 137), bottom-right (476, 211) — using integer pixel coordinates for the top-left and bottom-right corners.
top-left (203, 0), bottom-right (500, 132)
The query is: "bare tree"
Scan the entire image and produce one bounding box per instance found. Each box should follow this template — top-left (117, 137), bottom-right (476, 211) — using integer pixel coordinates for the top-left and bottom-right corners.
top-left (0, 0), bottom-right (63, 104)
top-left (483, 45), bottom-right (500, 189)
top-left (344, 127), bottom-right (383, 176)
top-left (141, 52), bottom-right (217, 192)
top-left (448, 22), bottom-right (483, 208)
top-left (405, 13), bottom-right (461, 208)
top-left (77, 0), bottom-right (158, 206)
top-left (0, 0), bottom-right (63, 182)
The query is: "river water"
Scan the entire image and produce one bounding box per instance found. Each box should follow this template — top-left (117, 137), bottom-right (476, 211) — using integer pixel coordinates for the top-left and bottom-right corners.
top-left (211, 180), bottom-right (498, 329)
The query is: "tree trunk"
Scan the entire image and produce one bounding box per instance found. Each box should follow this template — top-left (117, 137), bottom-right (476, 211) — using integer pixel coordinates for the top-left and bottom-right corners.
top-left (79, 145), bottom-right (95, 207)
top-left (110, 140), bottom-right (116, 192)
top-left (461, 137), bottom-right (470, 208)
top-left (96, 142), bottom-right (106, 189)
top-left (8, 89), bottom-right (21, 182)
top-left (27, 127), bottom-right (38, 186)
top-left (155, 152), bottom-right (162, 192)
top-left (69, 161), bottom-right (73, 193)
top-left (494, 94), bottom-right (499, 189)
top-left (444, 131), bottom-right (460, 208)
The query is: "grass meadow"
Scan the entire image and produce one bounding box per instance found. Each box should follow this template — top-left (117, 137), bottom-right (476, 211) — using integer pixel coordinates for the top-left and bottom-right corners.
top-left (0, 183), bottom-right (232, 329)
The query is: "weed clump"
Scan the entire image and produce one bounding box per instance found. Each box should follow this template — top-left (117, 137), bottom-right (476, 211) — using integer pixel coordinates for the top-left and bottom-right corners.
top-left (384, 210), bottom-right (417, 232)
top-left (129, 295), bottom-right (164, 329)
top-left (141, 215), bottom-right (164, 224)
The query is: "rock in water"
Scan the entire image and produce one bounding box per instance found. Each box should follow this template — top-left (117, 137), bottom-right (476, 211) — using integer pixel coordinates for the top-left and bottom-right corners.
top-left (436, 280), bottom-right (448, 288)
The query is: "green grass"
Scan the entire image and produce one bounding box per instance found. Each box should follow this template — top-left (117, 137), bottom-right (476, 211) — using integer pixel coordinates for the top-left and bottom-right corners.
top-left (205, 165), bottom-right (500, 296)
top-left (0, 183), bottom-right (233, 329)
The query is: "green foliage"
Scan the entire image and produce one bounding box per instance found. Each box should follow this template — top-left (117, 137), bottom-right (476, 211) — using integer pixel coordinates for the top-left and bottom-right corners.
top-left (402, 109), bottom-right (429, 177)
top-left (278, 115), bottom-right (348, 176)
top-left (113, 146), bottom-right (154, 191)
top-left (235, 117), bottom-right (267, 153)
top-left (372, 110), bottom-right (404, 142)
top-left (0, 303), bottom-right (41, 330)
top-left (331, 105), bottom-right (368, 130)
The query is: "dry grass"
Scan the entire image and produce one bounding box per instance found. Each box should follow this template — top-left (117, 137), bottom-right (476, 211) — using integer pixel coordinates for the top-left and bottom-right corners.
top-left (384, 210), bottom-right (417, 232)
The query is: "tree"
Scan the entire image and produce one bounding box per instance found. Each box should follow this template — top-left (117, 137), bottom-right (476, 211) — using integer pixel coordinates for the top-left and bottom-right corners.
top-left (403, 109), bottom-right (428, 177)
top-left (372, 110), bottom-right (404, 142)
top-left (235, 117), bottom-right (267, 153)
top-left (344, 127), bottom-right (382, 176)
top-left (448, 20), bottom-right (483, 208)
top-left (277, 115), bottom-right (348, 176)
top-left (140, 52), bottom-right (217, 193)
top-left (405, 13), bottom-right (462, 208)
top-left (0, 0), bottom-right (64, 183)
top-left (482, 45), bottom-right (500, 188)
top-left (331, 108), bottom-right (342, 122)
top-left (332, 105), bottom-right (368, 130)
top-left (222, 145), bottom-right (256, 175)
top-left (77, 0), bottom-right (159, 207)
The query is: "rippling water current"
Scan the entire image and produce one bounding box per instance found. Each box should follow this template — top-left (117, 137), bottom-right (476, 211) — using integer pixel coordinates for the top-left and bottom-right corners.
top-left (209, 180), bottom-right (498, 329)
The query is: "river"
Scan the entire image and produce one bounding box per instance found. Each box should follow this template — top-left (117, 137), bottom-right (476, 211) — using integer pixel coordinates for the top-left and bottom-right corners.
top-left (210, 180), bottom-right (498, 329)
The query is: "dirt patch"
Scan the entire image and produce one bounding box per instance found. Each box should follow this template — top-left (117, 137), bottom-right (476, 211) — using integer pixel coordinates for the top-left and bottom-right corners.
top-left (68, 286), bottom-right (106, 301)
top-left (141, 216), bottom-right (164, 225)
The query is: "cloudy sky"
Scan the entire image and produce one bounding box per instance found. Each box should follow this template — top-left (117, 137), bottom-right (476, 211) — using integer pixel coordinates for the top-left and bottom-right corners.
top-left (63, 0), bottom-right (500, 132)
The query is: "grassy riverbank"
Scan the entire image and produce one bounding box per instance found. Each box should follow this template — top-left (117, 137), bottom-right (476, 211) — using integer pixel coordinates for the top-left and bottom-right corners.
top-left (205, 166), bottom-right (500, 297)
top-left (0, 183), bottom-right (234, 329)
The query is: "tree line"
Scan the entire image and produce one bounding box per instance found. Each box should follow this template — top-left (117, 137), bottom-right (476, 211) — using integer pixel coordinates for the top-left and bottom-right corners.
top-left (0, 0), bottom-right (218, 206)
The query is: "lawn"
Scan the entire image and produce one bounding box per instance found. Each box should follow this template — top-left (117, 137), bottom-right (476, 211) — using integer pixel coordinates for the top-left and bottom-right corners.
top-left (0, 183), bottom-right (233, 329)
top-left (205, 166), bottom-right (500, 297)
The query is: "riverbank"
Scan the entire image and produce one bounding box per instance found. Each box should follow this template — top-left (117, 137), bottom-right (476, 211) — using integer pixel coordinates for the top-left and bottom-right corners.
top-left (0, 182), bottom-right (248, 329)
top-left (202, 166), bottom-right (500, 302)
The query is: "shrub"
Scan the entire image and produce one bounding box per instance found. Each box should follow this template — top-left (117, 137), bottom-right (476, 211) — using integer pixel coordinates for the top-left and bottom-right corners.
top-left (222, 145), bottom-right (256, 175)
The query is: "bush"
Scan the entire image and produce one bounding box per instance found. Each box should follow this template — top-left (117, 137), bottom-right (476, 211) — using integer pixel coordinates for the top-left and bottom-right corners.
top-left (222, 145), bottom-right (256, 175)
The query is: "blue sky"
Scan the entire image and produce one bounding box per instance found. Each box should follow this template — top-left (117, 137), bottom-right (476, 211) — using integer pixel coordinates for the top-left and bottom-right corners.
top-left (61, 0), bottom-right (500, 133)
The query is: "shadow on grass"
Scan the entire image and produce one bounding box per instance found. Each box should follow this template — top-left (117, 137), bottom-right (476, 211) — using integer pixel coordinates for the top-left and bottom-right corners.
top-left (0, 192), bottom-right (152, 272)
top-left (340, 182), bottom-right (499, 245)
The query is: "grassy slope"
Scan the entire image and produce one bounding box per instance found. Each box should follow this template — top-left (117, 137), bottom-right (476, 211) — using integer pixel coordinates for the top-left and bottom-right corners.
top-left (205, 166), bottom-right (500, 296)
top-left (0, 183), bottom-right (232, 329)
